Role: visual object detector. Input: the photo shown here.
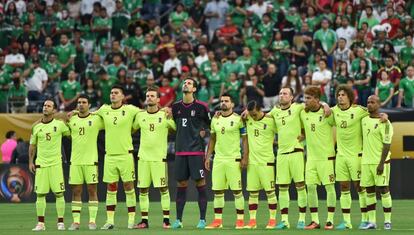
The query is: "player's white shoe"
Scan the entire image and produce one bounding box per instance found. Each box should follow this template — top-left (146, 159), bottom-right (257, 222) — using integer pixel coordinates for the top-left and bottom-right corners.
top-left (88, 222), bottom-right (97, 230)
top-left (32, 223), bottom-right (45, 231)
top-left (57, 222), bottom-right (65, 230)
top-left (68, 223), bottom-right (80, 230)
top-left (100, 223), bottom-right (114, 230)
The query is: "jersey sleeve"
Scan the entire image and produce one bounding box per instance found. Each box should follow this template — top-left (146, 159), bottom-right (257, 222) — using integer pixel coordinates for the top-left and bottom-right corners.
top-left (29, 126), bottom-right (38, 145)
top-left (381, 121), bottom-right (393, 144)
top-left (327, 113), bottom-right (335, 126)
top-left (203, 105), bottom-right (211, 128)
top-left (239, 117), bottom-right (247, 136)
top-left (60, 121), bottom-right (71, 136)
top-left (132, 112), bottom-right (142, 130)
top-left (210, 117), bottom-right (217, 134)
top-left (95, 114), bottom-right (105, 130)
top-left (166, 114), bottom-right (176, 131)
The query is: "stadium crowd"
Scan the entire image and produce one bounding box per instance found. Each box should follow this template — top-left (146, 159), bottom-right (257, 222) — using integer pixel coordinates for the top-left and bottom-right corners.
top-left (0, 0), bottom-right (414, 113)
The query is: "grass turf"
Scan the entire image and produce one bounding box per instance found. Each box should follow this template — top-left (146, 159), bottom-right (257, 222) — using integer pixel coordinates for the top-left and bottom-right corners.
top-left (1, 200), bottom-right (414, 234)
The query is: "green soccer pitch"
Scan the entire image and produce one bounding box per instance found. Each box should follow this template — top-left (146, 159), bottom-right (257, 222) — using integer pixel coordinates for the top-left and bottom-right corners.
top-left (1, 200), bottom-right (414, 234)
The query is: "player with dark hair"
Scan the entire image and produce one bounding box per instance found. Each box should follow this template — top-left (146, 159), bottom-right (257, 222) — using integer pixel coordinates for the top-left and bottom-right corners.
top-left (171, 78), bottom-right (211, 229)
top-left (360, 95), bottom-right (393, 230)
top-left (97, 85), bottom-right (141, 230)
top-left (67, 94), bottom-right (104, 230)
top-left (204, 94), bottom-right (248, 229)
top-left (29, 99), bottom-right (71, 231)
top-left (300, 86), bottom-right (337, 230)
top-left (133, 86), bottom-right (176, 229)
top-left (243, 100), bottom-right (278, 229)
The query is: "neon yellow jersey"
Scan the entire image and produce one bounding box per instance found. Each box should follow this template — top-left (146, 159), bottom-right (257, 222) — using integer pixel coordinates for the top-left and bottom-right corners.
top-left (30, 119), bottom-right (70, 167)
top-left (270, 103), bottom-right (304, 154)
top-left (332, 105), bottom-right (368, 158)
top-left (300, 108), bottom-right (335, 161)
top-left (96, 104), bottom-right (140, 156)
top-left (361, 117), bottom-right (393, 165)
top-left (68, 114), bottom-right (104, 165)
top-left (133, 109), bottom-right (176, 161)
top-left (246, 115), bottom-right (276, 165)
top-left (211, 113), bottom-right (246, 160)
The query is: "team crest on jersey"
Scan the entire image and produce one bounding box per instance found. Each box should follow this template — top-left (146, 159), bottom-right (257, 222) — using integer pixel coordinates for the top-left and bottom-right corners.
top-left (89, 121), bottom-right (92, 126)
top-left (374, 124), bottom-right (378, 129)
top-left (263, 124), bottom-right (267, 129)
top-left (54, 126), bottom-right (57, 132)
top-left (191, 110), bottom-right (196, 116)
top-left (351, 114), bottom-right (354, 119)
top-left (159, 117), bottom-right (162, 123)
top-left (122, 110), bottom-right (125, 116)
top-left (230, 121), bottom-right (234, 126)
top-left (106, 112), bottom-right (109, 115)
top-left (319, 116), bottom-right (322, 122)
top-left (288, 110), bottom-right (291, 115)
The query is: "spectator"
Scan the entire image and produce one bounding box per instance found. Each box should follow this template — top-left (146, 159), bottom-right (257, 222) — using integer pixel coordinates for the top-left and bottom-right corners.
top-left (380, 7), bottom-right (401, 40)
top-left (282, 64), bottom-right (303, 100)
top-left (59, 70), bottom-right (81, 111)
top-left (271, 31), bottom-right (290, 78)
top-left (240, 75), bottom-right (265, 107)
top-left (10, 138), bottom-right (29, 164)
top-left (377, 56), bottom-right (402, 87)
top-left (0, 65), bottom-right (11, 113)
top-left (375, 70), bottom-right (394, 108)
top-left (106, 53), bottom-right (127, 78)
top-left (333, 60), bottom-right (351, 89)
top-left (353, 58), bottom-right (371, 107)
top-left (163, 48), bottom-right (182, 75)
top-left (159, 76), bottom-right (175, 107)
top-left (92, 7), bottom-right (112, 44)
top-left (197, 76), bottom-right (214, 107)
top-left (334, 38), bottom-right (352, 69)
top-left (262, 63), bottom-right (282, 111)
top-left (336, 16), bottom-right (356, 48)
top-left (111, 0), bottom-right (130, 40)
top-left (217, 16), bottom-right (239, 41)
top-left (43, 53), bottom-right (62, 101)
top-left (55, 9), bottom-right (75, 39)
top-left (23, 57), bottom-right (47, 112)
top-left (195, 45), bottom-right (208, 68)
top-left (105, 40), bottom-right (126, 64)
top-left (222, 50), bottom-right (245, 78)
top-left (228, 0), bottom-right (247, 28)
top-left (204, 0), bottom-right (229, 40)
top-left (224, 72), bottom-right (242, 106)
top-left (134, 59), bottom-right (153, 93)
top-left (313, 18), bottom-right (337, 68)
top-left (17, 23), bottom-right (36, 46)
top-left (122, 73), bottom-right (143, 107)
top-left (399, 35), bottom-right (414, 69)
top-left (358, 5), bottom-right (379, 29)
top-left (1, 130), bottom-right (17, 164)
top-left (82, 79), bottom-right (99, 110)
top-left (5, 42), bottom-right (25, 69)
top-left (205, 61), bottom-right (224, 99)
top-left (55, 34), bottom-right (76, 80)
top-left (247, 0), bottom-right (269, 19)
top-left (85, 53), bottom-right (105, 84)
top-left (0, 14), bottom-right (12, 49)
top-left (8, 69), bottom-right (27, 113)
top-left (312, 59), bottom-right (332, 103)
top-left (40, 6), bottom-right (58, 39)
top-left (124, 26), bottom-right (144, 56)
top-left (397, 66), bottom-right (414, 108)
top-left (237, 46), bottom-right (257, 71)
top-left (169, 3), bottom-right (189, 34)
top-left (97, 69), bottom-right (118, 105)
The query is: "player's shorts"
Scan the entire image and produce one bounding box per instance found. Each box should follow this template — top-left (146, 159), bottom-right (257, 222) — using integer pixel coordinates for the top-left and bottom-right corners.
top-left (361, 163), bottom-right (390, 187)
top-left (276, 151), bottom-right (305, 185)
top-left (305, 159), bottom-right (335, 185)
top-left (138, 160), bottom-right (168, 188)
top-left (247, 164), bottom-right (275, 191)
top-left (103, 153), bottom-right (135, 183)
top-left (69, 164), bottom-right (99, 185)
top-left (175, 155), bottom-right (205, 181)
top-left (335, 154), bottom-right (362, 182)
top-left (35, 163), bottom-right (65, 194)
top-left (212, 159), bottom-right (242, 191)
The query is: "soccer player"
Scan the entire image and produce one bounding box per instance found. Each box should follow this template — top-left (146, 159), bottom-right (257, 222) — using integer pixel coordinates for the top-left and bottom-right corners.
top-left (244, 100), bottom-right (278, 229)
top-left (360, 95), bottom-right (393, 230)
top-left (204, 94), bottom-right (248, 229)
top-left (332, 85), bottom-right (369, 230)
top-left (269, 87), bottom-right (307, 229)
top-left (97, 85), bottom-right (141, 230)
top-left (300, 86), bottom-right (337, 230)
top-left (67, 94), bottom-right (104, 230)
top-left (171, 78), bottom-right (211, 229)
top-left (29, 100), bottom-right (70, 231)
top-left (132, 86), bottom-right (176, 229)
